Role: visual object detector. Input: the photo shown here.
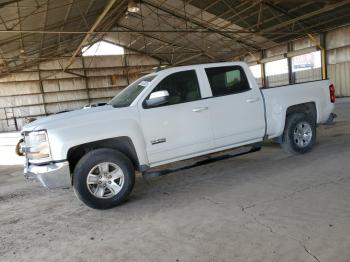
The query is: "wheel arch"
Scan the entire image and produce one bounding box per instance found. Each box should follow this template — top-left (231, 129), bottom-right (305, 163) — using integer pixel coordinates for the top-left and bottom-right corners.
top-left (286, 102), bottom-right (317, 121)
top-left (67, 137), bottom-right (140, 174)
top-left (272, 102), bottom-right (317, 141)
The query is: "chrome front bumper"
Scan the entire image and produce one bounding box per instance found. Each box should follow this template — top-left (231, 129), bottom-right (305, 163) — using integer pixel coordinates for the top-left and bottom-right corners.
top-left (24, 161), bottom-right (71, 189)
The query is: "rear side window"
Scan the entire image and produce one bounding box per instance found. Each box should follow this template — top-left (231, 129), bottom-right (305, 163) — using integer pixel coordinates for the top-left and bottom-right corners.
top-left (147, 70), bottom-right (201, 107)
top-left (205, 66), bottom-right (250, 97)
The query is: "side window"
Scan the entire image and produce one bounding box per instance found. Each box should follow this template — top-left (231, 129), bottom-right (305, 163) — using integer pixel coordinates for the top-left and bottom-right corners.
top-left (146, 70), bottom-right (201, 107)
top-left (205, 66), bottom-right (250, 97)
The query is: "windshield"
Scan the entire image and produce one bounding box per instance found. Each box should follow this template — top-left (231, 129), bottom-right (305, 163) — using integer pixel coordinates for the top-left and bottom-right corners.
top-left (109, 75), bottom-right (156, 108)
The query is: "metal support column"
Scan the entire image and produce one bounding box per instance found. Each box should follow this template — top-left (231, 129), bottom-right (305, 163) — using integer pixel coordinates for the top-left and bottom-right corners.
top-left (308, 33), bottom-right (327, 80)
top-left (287, 42), bottom-right (294, 84)
top-left (123, 54), bottom-right (130, 85)
top-left (37, 65), bottom-right (47, 115)
top-left (260, 50), bottom-right (267, 88)
top-left (82, 57), bottom-right (91, 104)
top-left (320, 33), bottom-right (327, 80)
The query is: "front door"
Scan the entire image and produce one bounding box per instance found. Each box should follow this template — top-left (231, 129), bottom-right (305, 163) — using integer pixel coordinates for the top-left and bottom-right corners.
top-left (139, 69), bottom-right (213, 166)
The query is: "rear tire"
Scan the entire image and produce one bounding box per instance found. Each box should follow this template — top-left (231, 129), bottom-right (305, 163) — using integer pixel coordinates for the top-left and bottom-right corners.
top-left (280, 113), bottom-right (316, 154)
top-left (73, 148), bottom-right (135, 209)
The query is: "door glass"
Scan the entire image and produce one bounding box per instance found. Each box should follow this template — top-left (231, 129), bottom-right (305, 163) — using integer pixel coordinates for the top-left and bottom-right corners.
top-left (146, 70), bottom-right (201, 108)
top-left (205, 66), bottom-right (250, 96)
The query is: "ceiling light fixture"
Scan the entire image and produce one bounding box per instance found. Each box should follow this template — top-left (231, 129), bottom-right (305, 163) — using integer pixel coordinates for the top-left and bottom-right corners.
top-left (128, 0), bottom-right (140, 13)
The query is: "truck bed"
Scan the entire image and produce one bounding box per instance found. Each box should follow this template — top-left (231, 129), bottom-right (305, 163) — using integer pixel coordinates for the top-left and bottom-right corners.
top-left (261, 79), bottom-right (334, 138)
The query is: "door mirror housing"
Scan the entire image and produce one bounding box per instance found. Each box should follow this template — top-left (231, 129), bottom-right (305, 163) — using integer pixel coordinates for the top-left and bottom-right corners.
top-left (145, 90), bottom-right (169, 108)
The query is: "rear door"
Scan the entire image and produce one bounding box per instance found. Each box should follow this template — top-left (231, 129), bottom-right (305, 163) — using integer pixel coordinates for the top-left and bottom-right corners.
top-left (139, 69), bottom-right (213, 166)
top-left (202, 65), bottom-right (265, 148)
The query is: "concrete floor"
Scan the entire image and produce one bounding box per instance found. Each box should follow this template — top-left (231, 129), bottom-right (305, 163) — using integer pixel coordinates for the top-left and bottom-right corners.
top-left (1, 99), bottom-right (350, 262)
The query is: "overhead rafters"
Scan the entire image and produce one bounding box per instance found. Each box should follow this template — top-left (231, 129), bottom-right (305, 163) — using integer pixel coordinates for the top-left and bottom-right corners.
top-left (63, 0), bottom-right (127, 71)
top-left (0, 0), bottom-right (350, 73)
top-left (142, 0), bottom-right (261, 52)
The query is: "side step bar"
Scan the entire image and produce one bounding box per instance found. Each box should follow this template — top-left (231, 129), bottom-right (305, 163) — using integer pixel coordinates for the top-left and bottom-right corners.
top-left (142, 144), bottom-right (261, 177)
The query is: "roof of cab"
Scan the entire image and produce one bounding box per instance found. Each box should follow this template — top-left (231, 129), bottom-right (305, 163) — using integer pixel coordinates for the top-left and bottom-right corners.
top-left (154, 61), bottom-right (247, 76)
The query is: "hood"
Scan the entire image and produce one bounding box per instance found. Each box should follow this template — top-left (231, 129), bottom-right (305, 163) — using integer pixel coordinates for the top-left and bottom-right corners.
top-left (22, 105), bottom-right (116, 132)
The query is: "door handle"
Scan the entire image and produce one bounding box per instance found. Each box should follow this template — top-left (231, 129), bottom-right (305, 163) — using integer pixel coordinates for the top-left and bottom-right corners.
top-left (246, 97), bottom-right (260, 103)
top-left (193, 107), bottom-right (208, 112)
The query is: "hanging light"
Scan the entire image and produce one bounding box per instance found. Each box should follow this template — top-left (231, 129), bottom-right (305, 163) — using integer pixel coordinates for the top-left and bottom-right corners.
top-left (128, 0), bottom-right (140, 13)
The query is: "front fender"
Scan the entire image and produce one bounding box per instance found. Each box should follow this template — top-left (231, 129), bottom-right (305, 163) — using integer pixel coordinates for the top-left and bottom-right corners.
top-left (46, 109), bottom-right (149, 166)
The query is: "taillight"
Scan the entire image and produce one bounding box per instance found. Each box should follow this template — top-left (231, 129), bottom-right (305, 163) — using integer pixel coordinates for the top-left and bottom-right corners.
top-left (329, 84), bottom-right (336, 103)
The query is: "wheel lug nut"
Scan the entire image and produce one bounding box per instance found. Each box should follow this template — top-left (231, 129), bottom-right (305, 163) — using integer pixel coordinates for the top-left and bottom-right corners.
top-left (108, 181), bottom-right (111, 184)
top-left (103, 184), bottom-right (106, 187)
top-left (99, 175), bottom-right (102, 179)
top-left (98, 181), bottom-right (102, 184)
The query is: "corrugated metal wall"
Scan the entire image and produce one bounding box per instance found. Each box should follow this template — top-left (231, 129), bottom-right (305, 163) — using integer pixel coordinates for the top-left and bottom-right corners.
top-left (1, 25), bottom-right (350, 132)
top-left (246, 25), bottom-right (350, 95)
top-left (326, 25), bottom-right (350, 97)
top-left (266, 73), bottom-right (289, 87)
top-left (0, 54), bottom-right (160, 132)
top-left (266, 68), bottom-right (322, 88)
top-left (295, 68), bottom-right (322, 83)
top-left (328, 62), bottom-right (350, 97)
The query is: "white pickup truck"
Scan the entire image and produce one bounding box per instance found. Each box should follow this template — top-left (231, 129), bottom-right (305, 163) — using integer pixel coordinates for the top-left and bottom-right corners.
top-left (22, 62), bottom-right (335, 209)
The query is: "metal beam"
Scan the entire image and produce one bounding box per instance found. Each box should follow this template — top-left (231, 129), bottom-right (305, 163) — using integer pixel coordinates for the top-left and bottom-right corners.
top-left (139, 3), bottom-right (218, 61)
top-left (263, 1), bottom-right (312, 30)
top-left (58, 0), bottom-right (75, 48)
top-left (63, 0), bottom-right (123, 71)
top-left (0, 49), bottom-right (264, 60)
top-left (0, 29), bottom-right (263, 34)
top-left (117, 25), bottom-right (203, 51)
top-left (37, 65), bottom-right (47, 115)
top-left (2, 27), bottom-right (335, 36)
top-left (102, 39), bottom-right (169, 64)
top-left (172, 53), bottom-right (203, 66)
top-left (0, 8), bottom-right (105, 46)
top-left (0, 0), bottom-right (24, 8)
top-left (39, 1), bottom-right (49, 58)
top-left (142, 0), bottom-right (260, 52)
top-left (261, 0), bottom-right (350, 33)
top-left (16, 1), bottom-right (24, 52)
top-left (319, 33), bottom-right (327, 80)
top-left (268, 12), bottom-right (350, 43)
top-left (236, 1), bottom-right (314, 43)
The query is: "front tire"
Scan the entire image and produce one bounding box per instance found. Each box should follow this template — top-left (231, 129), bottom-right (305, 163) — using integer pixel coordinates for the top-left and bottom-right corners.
top-left (280, 113), bottom-right (316, 154)
top-left (73, 148), bottom-right (135, 209)
top-left (15, 138), bottom-right (24, 156)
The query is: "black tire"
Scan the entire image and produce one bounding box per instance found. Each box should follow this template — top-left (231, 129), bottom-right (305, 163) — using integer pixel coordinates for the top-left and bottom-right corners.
top-left (15, 138), bottom-right (24, 156)
top-left (73, 148), bottom-right (135, 209)
top-left (280, 113), bottom-right (316, 154)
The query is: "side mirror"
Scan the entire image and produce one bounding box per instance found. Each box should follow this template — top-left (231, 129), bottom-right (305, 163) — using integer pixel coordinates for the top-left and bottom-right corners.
top-left (145, 90), bottom-right (169, 108)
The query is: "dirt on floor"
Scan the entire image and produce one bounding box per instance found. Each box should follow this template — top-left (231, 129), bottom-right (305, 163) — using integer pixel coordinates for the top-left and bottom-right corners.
top-left (0, 99), bottom-right (350, 262)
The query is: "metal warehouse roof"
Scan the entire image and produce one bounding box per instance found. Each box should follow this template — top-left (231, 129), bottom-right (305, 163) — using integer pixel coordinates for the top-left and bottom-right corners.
top-left (0, 0), bottom-right (350, 74)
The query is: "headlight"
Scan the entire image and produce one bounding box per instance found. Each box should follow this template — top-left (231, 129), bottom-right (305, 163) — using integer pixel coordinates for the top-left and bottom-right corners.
top-left (24, 130), bottom-right (51, 162)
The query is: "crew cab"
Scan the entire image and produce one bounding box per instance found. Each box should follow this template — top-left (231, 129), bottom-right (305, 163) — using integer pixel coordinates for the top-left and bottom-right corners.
top-left (22, 62), bottom-right (335, 209)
